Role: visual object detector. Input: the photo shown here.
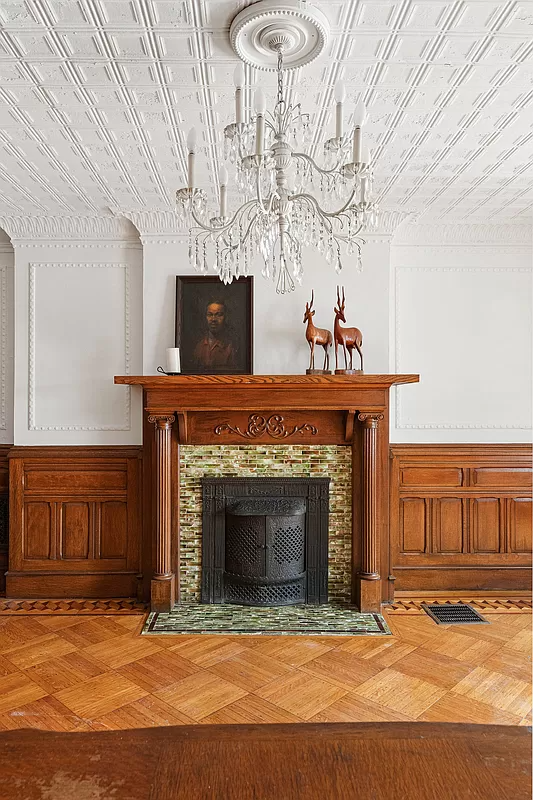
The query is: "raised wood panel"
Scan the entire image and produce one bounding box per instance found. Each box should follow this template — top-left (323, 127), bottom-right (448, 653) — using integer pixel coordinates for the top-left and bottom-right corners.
top-left (60, 502), bottom-right (90, 560)
top-left (100, 502), bottom-right (127, 559)
top-left (434, 498), bottom-right (463, 554)
top-left (401, 468), bottom-right (463, 487)
top-left (390, 444), bottom-right (532, 593)
top-left (7, 447), bottom-right (142, 599)
top-left (471, 498), bottom-right (501, 554)
top-left (472, 469), bottom-right (532, 489)
top-left (509, 498), bottom-right (532, 554)
top-left (24, 469), bottom-right (127, 494)
top-left (0, 445), bottom-right (10, 593)
top-left (400, 498), bottom-right (426, 553)
top-left (24, 502), bottom-right (52, 560)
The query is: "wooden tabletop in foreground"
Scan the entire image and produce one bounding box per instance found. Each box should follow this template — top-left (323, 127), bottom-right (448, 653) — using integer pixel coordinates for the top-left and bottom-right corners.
top-left (1, 722), bottom-right (530, 800)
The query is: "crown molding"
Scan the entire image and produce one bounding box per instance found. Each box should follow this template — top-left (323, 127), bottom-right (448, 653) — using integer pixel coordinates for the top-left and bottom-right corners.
top-left (365, 210), bottom-right (416, 238)
top-left (117, 210), bottom-right (185, 239)
top-left (0, 216), bottom-right (139, 242)
top-left (393, 222), bottom-right (533, 246)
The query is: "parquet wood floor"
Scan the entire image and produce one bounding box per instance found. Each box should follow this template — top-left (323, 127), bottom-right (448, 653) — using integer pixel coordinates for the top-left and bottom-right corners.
top-left (0, 611), bottom-right (530, 731)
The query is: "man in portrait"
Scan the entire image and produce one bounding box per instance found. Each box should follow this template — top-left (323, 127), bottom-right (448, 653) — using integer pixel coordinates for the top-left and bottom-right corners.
top-left (192, 299), bottom-right (237, 369)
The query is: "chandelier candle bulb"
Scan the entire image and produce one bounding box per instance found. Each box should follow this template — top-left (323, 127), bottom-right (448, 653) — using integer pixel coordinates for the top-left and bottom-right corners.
top-left (233, 64), bottom-right (245, 124)
top-left (165, 347), bottom-right (181, 374)
top-left (352, 100), bottom-right (366, 165)
top-left (334, 81), bottom-right (346, 139)
top-left (254, 88), bottom-right (267, 156)
top-left (219, 166), bottom-right (228, 218)
top-left (187, 127), bottom-right (197, 189)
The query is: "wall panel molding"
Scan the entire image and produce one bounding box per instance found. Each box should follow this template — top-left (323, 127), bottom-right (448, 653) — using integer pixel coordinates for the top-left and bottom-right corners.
top-left (394, 223), bottom-right (533, 246)
top-left (394, 264), bottom-right (533, 431)
top-left (28, 262), bottom-right (131, 432)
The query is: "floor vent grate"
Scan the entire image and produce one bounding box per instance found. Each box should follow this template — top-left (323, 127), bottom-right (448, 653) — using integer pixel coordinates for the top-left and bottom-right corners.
top-left (422, 603), bottom-right (489, 625)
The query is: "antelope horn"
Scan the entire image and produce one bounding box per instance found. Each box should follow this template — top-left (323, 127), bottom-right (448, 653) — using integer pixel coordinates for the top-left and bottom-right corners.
top-left (342, 286), bottom-right (345, 305)
top-left (336, 285), bottom-right (341, 305)
top-left (310, 289), bottom-right (314, 309)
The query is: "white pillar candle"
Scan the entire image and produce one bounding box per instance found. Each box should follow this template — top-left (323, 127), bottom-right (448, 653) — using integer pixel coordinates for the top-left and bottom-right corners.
top-left (254, 89), bottom-right (266, 156)
top-left (234, 65), bottom-right (245, 125)
top-left (166, 347), bottom-right (181, 373)
top-left (219, 166), bottom-right (228, 218)
top-left (187, 127), bottom-right (196, 189)
top-left (334, 81), bottom-right (346, 139)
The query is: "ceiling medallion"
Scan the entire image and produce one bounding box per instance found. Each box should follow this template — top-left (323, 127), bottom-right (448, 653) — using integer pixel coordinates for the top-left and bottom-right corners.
top-left (175, 0), bottom-right (379, 294)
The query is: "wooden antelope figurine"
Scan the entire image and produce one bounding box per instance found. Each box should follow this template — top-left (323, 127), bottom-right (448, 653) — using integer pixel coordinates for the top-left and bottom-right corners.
top-left (334, 286), bottom-right (364, 373)
top-left (303, 290), bottom-right (333, 374)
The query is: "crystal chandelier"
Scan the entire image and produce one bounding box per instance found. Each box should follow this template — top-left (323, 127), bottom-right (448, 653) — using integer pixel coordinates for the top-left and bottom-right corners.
top-left (176, 1), bottom-right (379, 295)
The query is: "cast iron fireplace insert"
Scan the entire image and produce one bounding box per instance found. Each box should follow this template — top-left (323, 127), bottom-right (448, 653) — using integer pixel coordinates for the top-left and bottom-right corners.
top-left (201, 477), bottom-right (330, 606)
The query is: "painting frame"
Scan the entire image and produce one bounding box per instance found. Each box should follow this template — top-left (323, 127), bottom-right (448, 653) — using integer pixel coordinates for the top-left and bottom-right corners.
top-left (175, 276), bottom-right (254, 375)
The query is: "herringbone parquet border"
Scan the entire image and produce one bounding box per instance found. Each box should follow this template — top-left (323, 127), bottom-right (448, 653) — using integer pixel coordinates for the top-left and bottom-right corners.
top-left (0, 599), bottom-right (148, 615)
top-left (387, 598), bottom-right (532, 615)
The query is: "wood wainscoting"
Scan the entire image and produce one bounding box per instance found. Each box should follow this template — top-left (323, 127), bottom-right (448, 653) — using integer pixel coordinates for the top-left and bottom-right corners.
top-left (0, 445), bottom-right (10, 593)
top-left (390, 444), bottom-right (532, 593)
top-left (5, 447), bottom-right (142, 599)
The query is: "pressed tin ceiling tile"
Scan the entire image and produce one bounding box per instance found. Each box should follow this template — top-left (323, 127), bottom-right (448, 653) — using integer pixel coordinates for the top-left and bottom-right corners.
top-left (0, 0), bottom-right (529, 221)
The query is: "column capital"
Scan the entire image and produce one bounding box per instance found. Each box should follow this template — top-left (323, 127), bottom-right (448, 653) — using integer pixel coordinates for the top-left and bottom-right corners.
top-left (357, 411), bottom-right (384, 429)
top-left (148, 414), bottom-right (176, 429)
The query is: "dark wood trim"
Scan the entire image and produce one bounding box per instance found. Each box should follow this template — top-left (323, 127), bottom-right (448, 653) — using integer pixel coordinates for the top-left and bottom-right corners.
top-left (389, 443), bottom-right (532, 593)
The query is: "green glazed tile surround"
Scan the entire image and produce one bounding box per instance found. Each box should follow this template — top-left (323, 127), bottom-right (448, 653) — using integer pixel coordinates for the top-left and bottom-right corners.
top-left (179, 445), bottom-right (352, 604)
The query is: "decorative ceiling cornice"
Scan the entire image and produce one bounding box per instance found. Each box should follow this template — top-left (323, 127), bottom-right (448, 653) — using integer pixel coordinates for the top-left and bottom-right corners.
top-left (393, 222), bottom-right (533, 246)
top-left (0, 216), bottom-right (139, 242)
top-left (117, 210), bottom-right (184, 239)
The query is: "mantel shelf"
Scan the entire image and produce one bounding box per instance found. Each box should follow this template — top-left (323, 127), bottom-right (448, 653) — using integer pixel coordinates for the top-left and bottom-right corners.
top-left (115, 374), bottom-right (419, 389)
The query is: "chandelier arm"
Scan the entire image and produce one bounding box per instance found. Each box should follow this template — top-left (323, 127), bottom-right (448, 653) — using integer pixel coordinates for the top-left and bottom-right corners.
top-left (190, 198), bottom-right (258, 233)
top-left (292, 151), bottom-right (346, 177)
top-left (224, 212), bottom-right (260, 257)
top-left (289, 188), bottom-right (358, 219)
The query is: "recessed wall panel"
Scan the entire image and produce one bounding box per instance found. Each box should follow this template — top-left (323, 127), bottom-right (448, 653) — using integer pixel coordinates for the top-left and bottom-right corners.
top-left (29, 263), bottom-right (130, 431)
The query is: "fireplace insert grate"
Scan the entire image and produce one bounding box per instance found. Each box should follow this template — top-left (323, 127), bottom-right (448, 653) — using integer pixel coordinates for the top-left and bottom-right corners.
top-left (202, 477), bottom-right (329, 606)
top-left (422, 603), bottom-right (489, 625)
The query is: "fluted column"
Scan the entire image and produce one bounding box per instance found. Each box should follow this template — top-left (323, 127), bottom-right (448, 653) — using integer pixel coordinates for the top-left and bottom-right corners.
top-left (148, 414), bottom-right (176, 611)
top-left (356, 411), bottom-right (384, 611)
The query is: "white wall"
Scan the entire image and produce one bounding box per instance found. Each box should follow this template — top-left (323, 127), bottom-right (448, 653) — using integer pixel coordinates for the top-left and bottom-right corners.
top-left (0, 213), bottom-right (530, 447)
top-left (141, 235), bottom-right (391, 377)
top-left (390, 224), bottom-right (532, 443)
top-left (0, 217), bottom-right (144, 446)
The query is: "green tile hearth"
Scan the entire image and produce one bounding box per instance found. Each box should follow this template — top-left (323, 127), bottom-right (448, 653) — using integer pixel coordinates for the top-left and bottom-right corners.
top-left (142, 604), bottom-right (391, 636)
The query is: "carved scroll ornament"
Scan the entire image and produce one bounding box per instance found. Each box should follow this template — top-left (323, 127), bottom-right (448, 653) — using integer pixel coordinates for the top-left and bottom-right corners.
top-left (215, 414), bottom-right (318, 440)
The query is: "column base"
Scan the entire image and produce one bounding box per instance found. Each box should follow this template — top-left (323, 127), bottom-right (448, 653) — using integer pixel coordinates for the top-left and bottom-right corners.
top-left (355, 574), bottom-right (382, 613)
top-left (151, 575), bottom-right (175, 612)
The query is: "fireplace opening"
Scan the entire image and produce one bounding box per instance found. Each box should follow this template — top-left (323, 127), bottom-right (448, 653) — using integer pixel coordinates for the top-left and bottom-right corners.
top-left (201, 478), bottom-right (330, 606)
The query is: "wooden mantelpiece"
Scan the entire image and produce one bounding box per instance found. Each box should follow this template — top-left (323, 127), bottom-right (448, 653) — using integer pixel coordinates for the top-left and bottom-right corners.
top-left (115, 374), bottom-right (419, 612)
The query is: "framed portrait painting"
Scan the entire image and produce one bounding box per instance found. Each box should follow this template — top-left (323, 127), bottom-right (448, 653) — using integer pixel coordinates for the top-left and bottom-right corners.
top-left (175, 276), bottom-right (253, 375)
